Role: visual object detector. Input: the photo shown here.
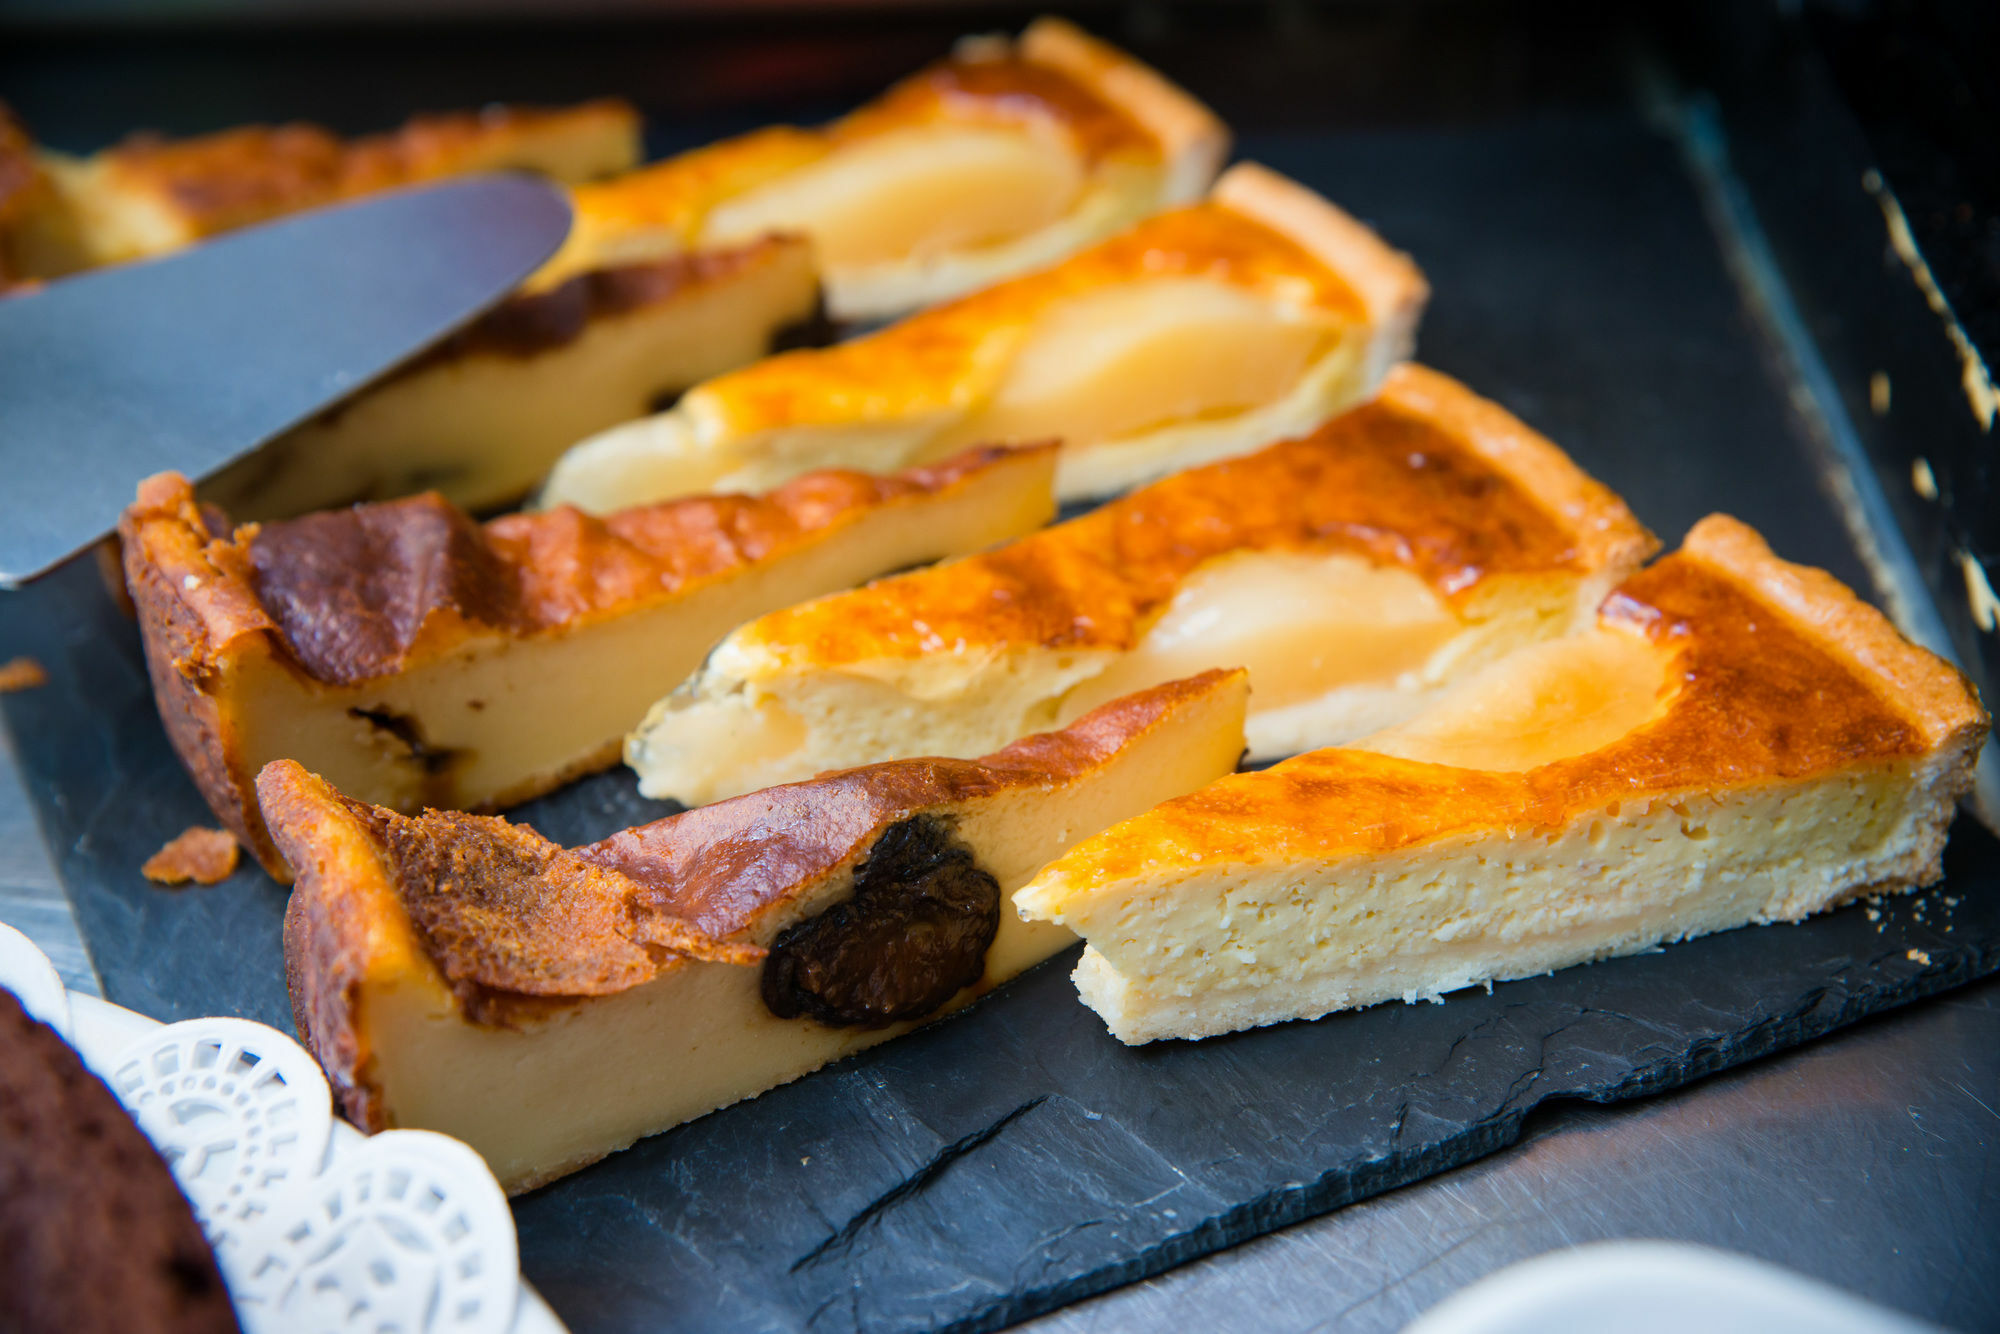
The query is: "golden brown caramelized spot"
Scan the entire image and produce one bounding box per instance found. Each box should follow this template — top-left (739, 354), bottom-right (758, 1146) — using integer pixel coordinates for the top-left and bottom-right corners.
top-left (248, 495), bottom-right (516, 687)
top-left (1057, 556), bottom-right (1932, 879)
top-left (746, 400), bottom-right (1591, 663)
top-left (710, 201), bottom-right (1364, 429)
top-left (837, 56), bottom-right (1159, 161)
top-left (103, 102), bottom-right (632, 236)
top-left (237, 446), bottom-right (1021, 686)
top-left (353, 801), bottom-right (756, 1022)
top-left (0, 656), bottom-right (46, 693)
top-left (142, 826), bottom-right (240, 886)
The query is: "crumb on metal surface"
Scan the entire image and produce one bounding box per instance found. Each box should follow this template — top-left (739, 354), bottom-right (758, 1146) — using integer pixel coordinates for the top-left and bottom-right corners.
top-left (1907, 949), bottom-right (1932, 966)
top-left (142, 826), bottom-right (240, 886)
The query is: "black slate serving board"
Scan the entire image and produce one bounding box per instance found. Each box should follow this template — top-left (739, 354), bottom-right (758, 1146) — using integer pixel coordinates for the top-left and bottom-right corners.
top-left (4, 108), bottom-right (1997, 1334)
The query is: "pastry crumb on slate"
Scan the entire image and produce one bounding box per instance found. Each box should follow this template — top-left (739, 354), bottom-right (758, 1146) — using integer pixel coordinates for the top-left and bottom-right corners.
top-left (142, 827), bottom-right (240, 886)
top-left (0, 656), bottom-right (47, 692)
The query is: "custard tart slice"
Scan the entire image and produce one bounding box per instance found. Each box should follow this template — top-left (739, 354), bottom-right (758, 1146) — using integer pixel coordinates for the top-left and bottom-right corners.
top-left (539, 17), bottom-right (1227, 321)
top-left (264, 670), bottom-right (1248, 1191)
top-left (122, 445), bottom-right (1055, 877)
top-left (543, 161), bottom-right (1426, 512)
top-left (627, 365), bottom-right (1652, 805)
top-left (200, 236), bottom-right (822, 518)
top-left (1015, 516), bottom-right (1989, 1044)
top-left (2, 99), bottom-right (638, 278)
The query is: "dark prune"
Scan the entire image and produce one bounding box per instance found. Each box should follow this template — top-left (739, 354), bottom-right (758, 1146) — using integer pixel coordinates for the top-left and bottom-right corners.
top-left (761, 815), bottom-right (999, 1028)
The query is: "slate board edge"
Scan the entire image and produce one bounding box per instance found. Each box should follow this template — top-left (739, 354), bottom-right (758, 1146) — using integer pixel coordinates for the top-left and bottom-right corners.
top-left (944, 934), bottom-right (2000, 1334)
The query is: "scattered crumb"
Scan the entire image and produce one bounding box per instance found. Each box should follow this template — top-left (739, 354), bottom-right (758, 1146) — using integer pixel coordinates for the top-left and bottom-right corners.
top-left (0, 656), bottom-right (47, 693)
top-left (1871, 371), bottom-right (1892, 417)
top-left (800, 1156), bottom-right (811, 1167)
top-left (142, 826), bottom-right (240, 886)
top-left (1866, 906), bottom-right (1881, 922)
top-left (1911, 457), bottom-right (1937, 499)
top-left (1907, 949), bottom-right (1931, 966)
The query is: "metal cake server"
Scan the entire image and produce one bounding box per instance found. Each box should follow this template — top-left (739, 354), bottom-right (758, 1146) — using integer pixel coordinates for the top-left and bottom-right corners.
top-left (0, 174), bottom-right (573, 585)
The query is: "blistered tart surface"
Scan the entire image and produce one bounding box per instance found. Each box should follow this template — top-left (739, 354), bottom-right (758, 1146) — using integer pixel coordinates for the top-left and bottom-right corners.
top-left (1015, 516), bottom-right (1988, 1043)
top-left (141, 447), bottom-right (1031, 687)
top-left (1041, 530), bottom-right (1974, 879)
top-left (543, 161), bottom-right (1427, 511)
top-left (741, 365), bottom-right (1630, 667)
top-left (623, 364), bottom-right (1653, 806)
top-left (122, 445), bottom-right (1054, 874)
top-left (544, 16), bottom-right (1228, 310)
top-left (700, 198), bottom-right (1366, 435)
top-left (264, 671), bottom-right (1248, 1187)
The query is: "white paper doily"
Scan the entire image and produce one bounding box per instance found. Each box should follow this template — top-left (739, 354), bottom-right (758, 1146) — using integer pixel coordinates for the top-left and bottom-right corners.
top-left (0, 922), bottom-right (565, 1334)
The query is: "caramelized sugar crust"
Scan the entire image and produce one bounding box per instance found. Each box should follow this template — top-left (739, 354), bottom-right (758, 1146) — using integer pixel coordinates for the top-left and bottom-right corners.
top-left (125, 445), bottom-right (1038, 690)
top-left (704, 200), bottom-right (1368, 432)
top-left (266, 672), bottom-right (1237, 1049)
top-left (1040, 517), bottom-right (1988, 883)
top-left (738, 365), bottom-right (1654, 667)
top-left (95, 101), bottom-right (637, 237)
top-left (836, 56), bottom-right (1160, 161)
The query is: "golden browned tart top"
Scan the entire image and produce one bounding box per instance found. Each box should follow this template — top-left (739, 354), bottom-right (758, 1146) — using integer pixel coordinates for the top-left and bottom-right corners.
top-left (732, 363), bottom-right (1655, 668)
top-left (122, 444), bottom-right (1040, 688)
top-left (561, 18), bottom-right (1210, 248)
top-left (1039, 516), bottom-right (1990, 883)
top-left (264, 670), bottom-right (1238, 1024)
top-left (92, 100), bottom-right (637, 238)
top-left (698, 196), bottom-right (1372, 434)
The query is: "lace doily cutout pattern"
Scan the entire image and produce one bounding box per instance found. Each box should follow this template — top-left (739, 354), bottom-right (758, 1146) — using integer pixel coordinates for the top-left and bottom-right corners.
top-left (234, 1129), bottom-right (521, 1334)
top-left (0, 920), bottom-right (73, 1038)
top-left (106, 1017), bottom-right (335, 1267)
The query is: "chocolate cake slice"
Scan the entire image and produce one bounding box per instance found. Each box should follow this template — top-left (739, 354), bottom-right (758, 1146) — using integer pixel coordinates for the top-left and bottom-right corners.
top-left (0, 987), bottom-right (239, 1334)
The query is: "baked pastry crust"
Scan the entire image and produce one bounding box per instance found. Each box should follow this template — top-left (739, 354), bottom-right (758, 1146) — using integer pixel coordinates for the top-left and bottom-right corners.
top-left (265, 670), bottom-right (1248, 1188)
top-left (8, 100), bottom-right (638, 277)
top-left (1016, 515), bottom-right (1990, 1042)
top-left (625, 363), bottom-right (1653, 803)
top-left (123, 444), bottom-right (1055, 875)
top-left (543, 161), bottom-right (1428, 512)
